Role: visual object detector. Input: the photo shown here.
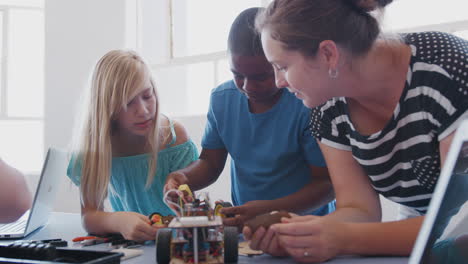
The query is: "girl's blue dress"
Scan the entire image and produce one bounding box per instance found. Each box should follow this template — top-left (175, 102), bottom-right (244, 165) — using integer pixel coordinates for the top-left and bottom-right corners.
top-left (67, 119), bottom-right (199, 216)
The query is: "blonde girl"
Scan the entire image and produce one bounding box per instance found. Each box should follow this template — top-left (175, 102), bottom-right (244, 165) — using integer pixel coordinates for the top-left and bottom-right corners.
top-left (68, 50), bottom-right (198, 241)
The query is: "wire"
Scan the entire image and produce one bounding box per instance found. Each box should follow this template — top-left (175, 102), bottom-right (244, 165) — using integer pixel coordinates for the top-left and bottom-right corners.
top-left (163, 189), bottom-right (183, 217)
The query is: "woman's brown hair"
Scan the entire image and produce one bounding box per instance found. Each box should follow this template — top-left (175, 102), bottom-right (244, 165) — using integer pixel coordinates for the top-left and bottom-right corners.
top-left (256, 0), bottom-right (393, 57)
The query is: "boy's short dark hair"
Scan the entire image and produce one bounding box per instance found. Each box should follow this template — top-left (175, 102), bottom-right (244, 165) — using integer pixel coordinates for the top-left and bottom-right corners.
top-left (227, 7), bottom-right (264, 56)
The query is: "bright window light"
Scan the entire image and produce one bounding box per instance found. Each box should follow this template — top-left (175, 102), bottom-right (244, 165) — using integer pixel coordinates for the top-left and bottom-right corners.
top-left (171, 0), bottom-right (263, 57)
top-left (0, 0), bottom-right (43, 7)
top-left (0, 11), bottom-right (3, 111)
top-left (7, 9), bottom-right (44, 117)
top-left (216, 59), bottom-right (232, 86)
top-left (0, 121), bottom-right (43, 173)
top-left (147, 0), bottom-right (468, 117)
top-left (382, 0), bottom-right (468, 31)
top-left (154, 61), bottom-right (216, 116)
top-left (455, 30), bottom-right (468, 40)
top-left (0, 3), bottom-right (44, 173)
top-left (186, 62), bottom-right (215, 115)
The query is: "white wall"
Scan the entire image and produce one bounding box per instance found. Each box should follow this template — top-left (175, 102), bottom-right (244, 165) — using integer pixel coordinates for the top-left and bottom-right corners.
top-left (44, 0), bottom-right (137, 213)
top-left (45, 0), bottom-right (133, 151)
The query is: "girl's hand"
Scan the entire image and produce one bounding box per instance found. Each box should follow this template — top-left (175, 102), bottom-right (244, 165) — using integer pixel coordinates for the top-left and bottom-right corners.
top-left (115, 212), bottom-right (160, 242)
top-left (243, 225), bottom-right (288, 257)
top-left (271, 215), bottom-right (347, 263)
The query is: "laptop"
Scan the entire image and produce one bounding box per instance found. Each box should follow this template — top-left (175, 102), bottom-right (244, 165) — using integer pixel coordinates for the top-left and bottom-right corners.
top-left (409, 119), bottom-right (468, 264)
top-left (0, 148), bottom-right (67, 239)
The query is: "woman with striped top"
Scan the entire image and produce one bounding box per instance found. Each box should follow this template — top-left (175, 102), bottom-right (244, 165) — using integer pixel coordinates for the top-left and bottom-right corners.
top-left (245, 0), bottom-right (468, 262)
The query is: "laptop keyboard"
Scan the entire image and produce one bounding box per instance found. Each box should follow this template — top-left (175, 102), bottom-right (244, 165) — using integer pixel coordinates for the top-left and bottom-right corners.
top-left (0, 219), bottom-right (26, 234)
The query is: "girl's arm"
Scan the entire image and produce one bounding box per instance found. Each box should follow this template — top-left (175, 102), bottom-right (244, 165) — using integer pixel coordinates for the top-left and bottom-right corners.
top-left (0, 159), bottom-right (32, 223)
top-left (81, 205), bottom-right (159, 242)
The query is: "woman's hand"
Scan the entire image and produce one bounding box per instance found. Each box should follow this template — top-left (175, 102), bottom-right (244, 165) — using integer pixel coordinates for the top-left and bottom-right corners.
top-left (271, 215), bottom-right (348, 263)
top-left (115, 211), bottom-right (160, 242)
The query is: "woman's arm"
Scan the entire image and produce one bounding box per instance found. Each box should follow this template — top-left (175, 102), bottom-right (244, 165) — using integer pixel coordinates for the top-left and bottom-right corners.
top-left (244, 141), bottom-right (382, 256)
top-left (271, 134), bottom-right (458, 260)
top-left (270, 215), bottom-right (422, 263)
top-left (318, 141), bottom-right (381, 222)
top-left (0, 159), bottom-right (32, 223)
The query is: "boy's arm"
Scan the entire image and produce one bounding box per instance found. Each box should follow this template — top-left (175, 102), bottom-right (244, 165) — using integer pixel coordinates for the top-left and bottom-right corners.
top-left (221, 165), bottom-right (335, 227)
top-left (266, 165), bottom-right (335, 213)
top-left (165, 148), bottom-right (228, 191)
top-left (0, 158), bottom-right (32, 223)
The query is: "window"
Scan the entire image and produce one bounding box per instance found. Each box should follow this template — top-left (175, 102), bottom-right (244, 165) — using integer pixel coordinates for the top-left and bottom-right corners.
top-left (140, 0), bottom-right (272, 116)
top-left (0, 0), bottom-right (44, 173)
top-left (141, 0), bottom-right (467, 117)
top-left (382, 0), bottom-right (468, 36)
top-left (171, 0), bottom-right (268, 58)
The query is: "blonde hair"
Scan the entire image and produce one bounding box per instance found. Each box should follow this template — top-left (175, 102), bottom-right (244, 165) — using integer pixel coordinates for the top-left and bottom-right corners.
top-left (71, 50), bottom-right (160, 210)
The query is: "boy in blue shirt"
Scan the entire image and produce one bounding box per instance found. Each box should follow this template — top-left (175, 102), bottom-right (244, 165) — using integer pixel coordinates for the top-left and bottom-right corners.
top-left (165, 7), bottom-right (335, 227)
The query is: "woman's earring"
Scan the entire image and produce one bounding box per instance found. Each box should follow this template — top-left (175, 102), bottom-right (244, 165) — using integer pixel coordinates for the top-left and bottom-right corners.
top-left (328, 68), bottom-right (339, 79)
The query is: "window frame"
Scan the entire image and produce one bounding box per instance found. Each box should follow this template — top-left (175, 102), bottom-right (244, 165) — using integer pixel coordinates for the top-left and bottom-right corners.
top-left (143, 1), bottom-right (468, 117)
top-left (0, 4), bottom-right (43, 121)
top-left (0, 3), bottom-right (44, 174)
top-left (395, 19), bottom-right (468, 34)
top-left (147, 0), bottom-right (272, 100)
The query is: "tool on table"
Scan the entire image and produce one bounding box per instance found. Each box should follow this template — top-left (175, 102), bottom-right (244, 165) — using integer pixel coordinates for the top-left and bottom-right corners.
top-left (72, 233), bottom-right (130, 247)
top-left (72, 236), bottom-right (105, 246)
top-left (72, 236), bottom-right (99, 242)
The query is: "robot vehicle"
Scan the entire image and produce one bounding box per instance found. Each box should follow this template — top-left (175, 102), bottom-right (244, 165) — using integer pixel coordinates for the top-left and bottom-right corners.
top-left (155, 185), bottom-right (237, 264)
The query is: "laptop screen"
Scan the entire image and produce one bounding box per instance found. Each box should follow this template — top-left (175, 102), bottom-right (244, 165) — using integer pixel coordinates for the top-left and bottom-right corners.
top-left (421, 140), bottom-right (468, 264)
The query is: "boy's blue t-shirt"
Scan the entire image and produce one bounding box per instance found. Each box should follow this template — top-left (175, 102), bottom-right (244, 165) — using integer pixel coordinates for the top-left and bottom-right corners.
top-left (202, 81), bottom-right (335, 215)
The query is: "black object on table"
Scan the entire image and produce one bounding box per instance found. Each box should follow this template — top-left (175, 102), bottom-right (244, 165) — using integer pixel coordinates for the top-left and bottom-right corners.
top-left (0, 243), bottom-right (123, 264)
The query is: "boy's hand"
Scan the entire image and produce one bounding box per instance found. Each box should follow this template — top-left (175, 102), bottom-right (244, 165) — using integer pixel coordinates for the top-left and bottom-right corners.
top-left (164, 171), bottom-right (188, 194)
top-left (221, 200), bottom-right (271, 227)
top-left (243, 225), bottom-right (288, 257)
top-left (115, 212), bottom-right (160, 242)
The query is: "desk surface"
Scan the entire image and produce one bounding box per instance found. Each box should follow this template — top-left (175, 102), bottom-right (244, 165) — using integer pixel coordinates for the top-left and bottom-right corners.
top-left (1, 212), bottom-right (408, 264)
